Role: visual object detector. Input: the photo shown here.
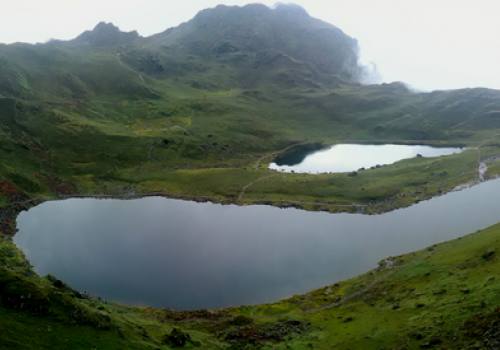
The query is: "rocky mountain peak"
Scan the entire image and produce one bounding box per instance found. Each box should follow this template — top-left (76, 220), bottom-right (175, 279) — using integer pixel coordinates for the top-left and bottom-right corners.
top-left (75, 22), bottom-right (140, 47)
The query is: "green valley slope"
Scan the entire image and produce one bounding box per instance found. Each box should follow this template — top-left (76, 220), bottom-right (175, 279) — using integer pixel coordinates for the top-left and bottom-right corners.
top-left (1, 4), bottom-right (500, 214)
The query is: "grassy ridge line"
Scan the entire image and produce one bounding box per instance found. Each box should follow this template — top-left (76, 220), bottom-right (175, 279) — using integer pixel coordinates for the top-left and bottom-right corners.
top-left (0, 220), bottom-right (499, 348)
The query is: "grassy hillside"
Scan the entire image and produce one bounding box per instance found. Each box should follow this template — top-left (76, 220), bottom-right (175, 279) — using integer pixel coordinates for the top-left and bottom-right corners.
top-left (2, 82), bottom-right (500, 215)
top-left (1, 5), bottom-right (500, 214)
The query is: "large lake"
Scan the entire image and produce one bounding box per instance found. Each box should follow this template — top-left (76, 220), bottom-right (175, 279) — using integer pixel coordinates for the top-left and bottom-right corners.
top-left (15, 178), bottom-right (500, 310)
top-left (270, 144), bottom-right (462, 174)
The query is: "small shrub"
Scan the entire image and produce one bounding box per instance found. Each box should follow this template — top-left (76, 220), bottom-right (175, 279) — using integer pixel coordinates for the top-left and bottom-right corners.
top-left (163, 328), bottom-right (192, 348)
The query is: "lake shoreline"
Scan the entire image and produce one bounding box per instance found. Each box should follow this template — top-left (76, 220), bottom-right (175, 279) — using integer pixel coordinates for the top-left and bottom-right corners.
top-left (2, 168), bottom-right (497, 239)
top-left (15, 176), bottom-right (500, 309)
top-left (270, 143), bottom-right (464, 174)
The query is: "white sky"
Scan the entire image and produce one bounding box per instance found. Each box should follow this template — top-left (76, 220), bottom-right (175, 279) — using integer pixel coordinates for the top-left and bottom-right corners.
top-left (1, 0), bottom-right (499, 91)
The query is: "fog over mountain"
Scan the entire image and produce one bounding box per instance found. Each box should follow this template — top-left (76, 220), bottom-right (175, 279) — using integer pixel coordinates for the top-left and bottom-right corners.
top-left (1, 0), bottom-right (500, 91)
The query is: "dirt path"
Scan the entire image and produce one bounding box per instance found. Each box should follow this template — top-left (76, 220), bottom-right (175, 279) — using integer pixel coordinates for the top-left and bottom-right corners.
top-left (237, 173), bottom-right (367, 208)
top-left (306, 268), bottom-right (396, 313)
top-left (474, 146), bottom-right (484, 182)
top-left (252, 142), bottom-right (308, 170)
top-left (238, 141), bottom-right (366, 207)
top-left (237, 174), bottom-right (278, 202)
top-left (306, 272), bottom-right (392, 313)
top-left (479, 161), bottom-right (488, 182)
top-left (268, 199), bottom-right (367, 209)
top-left (475, 132), bottom-right (500, 182)
top-left (115, 53), bottom-right (151, 91)
top-left (238, 142), bottom-right (305, 202)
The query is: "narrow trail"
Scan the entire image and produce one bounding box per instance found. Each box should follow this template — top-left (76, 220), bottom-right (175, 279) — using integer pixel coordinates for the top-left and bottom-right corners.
top-left (147, 143), bottom-right (155, 161)
top-left (237, 174), bottom-right (278, 202)
top-left (306, 268), bottom-right (396, 313)
top-left (115, 53), bottom-right (153, 93)
top-left (237, 142), bottom-right (306, 202)
top-left (266, 199), bottom-right (367, 209)
top-left (252, 142), bottom-right (308, 170)
top-left (475, 132), bottom-right (500, 182)
top-left (475, 146), bottom-right (485, 182)
top-left (450, 115), bottom-right (478, 130)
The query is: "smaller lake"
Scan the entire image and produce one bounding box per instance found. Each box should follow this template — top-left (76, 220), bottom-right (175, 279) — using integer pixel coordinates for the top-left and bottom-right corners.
top-left (269, 144), bottom-right (463, 174)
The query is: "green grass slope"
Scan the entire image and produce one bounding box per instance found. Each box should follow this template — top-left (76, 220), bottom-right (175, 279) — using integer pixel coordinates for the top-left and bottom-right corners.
top-left (0, 4), bottom-right (500, 214)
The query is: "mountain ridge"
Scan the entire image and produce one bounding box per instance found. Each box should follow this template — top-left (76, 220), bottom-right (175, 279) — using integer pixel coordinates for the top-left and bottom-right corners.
top-left (72, 21), bottom-right (141, 47)
top-left (0, 3), bottom-right (365, 96)
top-left (145, 3), bottom-right (363, 82)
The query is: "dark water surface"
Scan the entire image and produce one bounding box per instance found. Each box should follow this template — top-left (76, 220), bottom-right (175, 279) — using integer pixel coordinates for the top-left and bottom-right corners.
top-left (270, 144), bottom-right (462, 173)
top-left (14, 178), bottom-right (500, 309)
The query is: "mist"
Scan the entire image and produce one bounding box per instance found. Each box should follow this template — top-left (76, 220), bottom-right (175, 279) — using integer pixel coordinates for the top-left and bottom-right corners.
top-left (1, 0), bottom-right (499, 91)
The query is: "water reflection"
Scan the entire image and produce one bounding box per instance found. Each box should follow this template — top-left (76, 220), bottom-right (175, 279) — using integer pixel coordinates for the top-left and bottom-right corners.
top-left (14, 178), bottom-right (499, 309)
top-left (270, 144), bottom-right (462, 174)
